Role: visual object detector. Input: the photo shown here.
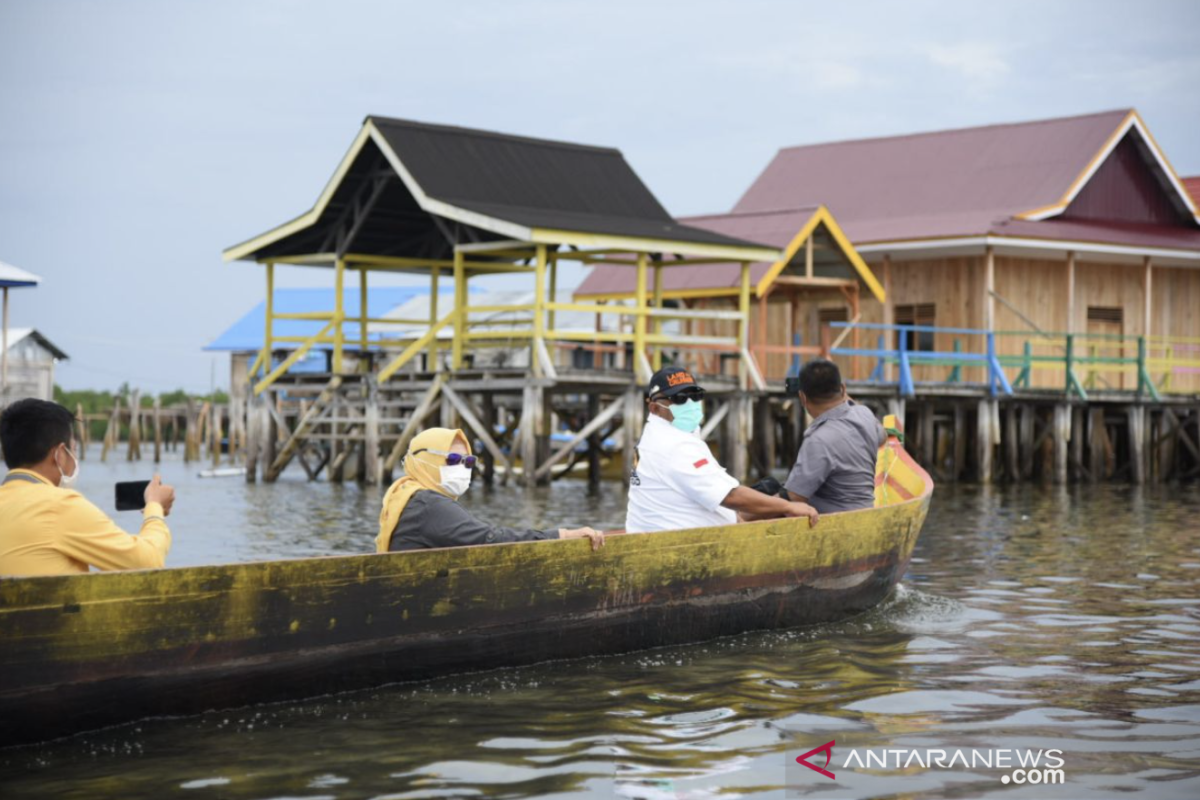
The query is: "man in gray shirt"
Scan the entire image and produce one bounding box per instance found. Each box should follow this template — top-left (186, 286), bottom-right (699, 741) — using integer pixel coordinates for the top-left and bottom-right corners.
top-left (785, 359), bottom-right (884, 514)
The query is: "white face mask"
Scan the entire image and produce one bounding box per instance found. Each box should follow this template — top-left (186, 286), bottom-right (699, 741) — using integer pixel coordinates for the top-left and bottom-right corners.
top-left (439, 464), bottom-right (472, 497)
top-left (56, 445), bottom-right (80, 488)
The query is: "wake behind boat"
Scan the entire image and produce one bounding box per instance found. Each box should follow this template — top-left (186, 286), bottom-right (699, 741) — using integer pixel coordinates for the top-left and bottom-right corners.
top-left (0, 419), bottom-right (931, 748)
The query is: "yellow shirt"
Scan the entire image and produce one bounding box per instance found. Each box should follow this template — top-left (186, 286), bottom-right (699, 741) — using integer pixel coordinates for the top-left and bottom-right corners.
top-left (0, 469), bottom-right (171, 576)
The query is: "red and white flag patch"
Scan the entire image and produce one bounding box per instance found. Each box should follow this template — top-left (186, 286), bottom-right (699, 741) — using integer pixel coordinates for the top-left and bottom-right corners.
top-left (693, 458), bottom-right (709, 469)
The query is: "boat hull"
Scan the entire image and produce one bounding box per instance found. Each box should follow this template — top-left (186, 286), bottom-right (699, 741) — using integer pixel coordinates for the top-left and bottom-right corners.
top-left (0, 438), bottom-right (930, 748)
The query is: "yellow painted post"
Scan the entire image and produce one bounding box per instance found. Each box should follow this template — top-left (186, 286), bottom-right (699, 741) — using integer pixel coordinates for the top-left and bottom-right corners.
top-left (452, 250), bottom-right (465, 369)
top-left (652, 260), bottom-right (664, 370)
top-left (533, 244), bottom-right (547, 376)
top-left (359, 266), bottom-right (369, 372)
top-left (548, 251), bottom-right (558, 334)
top-left (262, 262), bottom-right (274, 381)
top-left (739, 262), bottom-right (751, 389)
top-left (333, 256), bottom-right (345, 373)
top-left (429, 265), bottom-right (439, 371)
top-left (635, 253), bottom-right (648, 377)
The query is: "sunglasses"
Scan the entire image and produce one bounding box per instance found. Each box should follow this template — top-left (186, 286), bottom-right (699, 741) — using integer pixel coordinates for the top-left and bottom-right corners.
top-left (651, 390), bottom-right (706, 406)
top-left (412, 448), bottom-right (478, 468)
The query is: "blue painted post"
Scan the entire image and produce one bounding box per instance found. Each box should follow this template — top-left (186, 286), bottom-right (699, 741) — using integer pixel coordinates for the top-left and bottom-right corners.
top-left (898, 326), bottom-right (915, 398)
top-left (986, 331), bottom-right (1014, 396)
top-left (790, 333), bottom-right (802, 376)
top-left (869, 334), bottom-right (885, 382)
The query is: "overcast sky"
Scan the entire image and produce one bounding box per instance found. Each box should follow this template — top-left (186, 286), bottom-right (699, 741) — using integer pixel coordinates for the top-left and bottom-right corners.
top-left (2, 0), bottom-right (1198, 393)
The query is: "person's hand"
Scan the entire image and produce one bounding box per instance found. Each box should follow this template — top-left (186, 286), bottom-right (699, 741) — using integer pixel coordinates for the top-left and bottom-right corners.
top-left (145, 474), bottom-right (176, 517)
top-left (559, 526), bottom-right (605, 551)
top-left (783, 501), bottom-right (818, 528)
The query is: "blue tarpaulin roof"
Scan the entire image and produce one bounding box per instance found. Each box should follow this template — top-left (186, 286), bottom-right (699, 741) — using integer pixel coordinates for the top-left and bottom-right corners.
top-left (204, 287), bottom-right (428, 352)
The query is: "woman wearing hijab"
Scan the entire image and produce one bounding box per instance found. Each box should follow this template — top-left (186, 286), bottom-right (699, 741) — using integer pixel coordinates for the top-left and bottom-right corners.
top-left (376, 427), bottom-right (605, 553)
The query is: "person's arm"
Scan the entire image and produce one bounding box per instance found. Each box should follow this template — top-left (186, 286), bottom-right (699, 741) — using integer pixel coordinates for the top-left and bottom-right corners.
top-left (722, 486), bottom-right (818, 527)
top-left (398, 494), bottom-right (603, 550)
top-left (785, 439), bottom-right (833, 509)
top-left (56, 493), bottom-right (171, 571)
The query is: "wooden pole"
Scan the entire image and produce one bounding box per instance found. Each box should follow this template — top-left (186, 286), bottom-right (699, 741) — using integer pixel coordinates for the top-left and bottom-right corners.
top-left (533, 244), bottom-right (547, 378)
top-left (738, 262), bottom-right (751, 390)
top-left (359, 266), bottom-right (369, 371)
top-left (364, 378), bottom-right (380, 485)
top-left (452, 250), bottom-right (465, 369)
top-left (882, 255), bottom-right (893, 382)
top-left (1142, 256), bottom-right (1152, 340)
top-left (651, 260), bottom-right (663, 370)
top-left (632, 253), bottom-right (648, 380)
top-left (153, 397), bottom-right (162, 463)
top-left (976, 398), bottom-right (993, 483)
top-left (984, 245), bottom-right (996, 331)
top-left (1065, 251), bottom-right (1076, 334)
top-left (333, 257), bottom-right (345, 373)
top-left (126, 390), bottom-right (141, 462)
top-left (1053, 403), bottom-right (1069, 484)
top-left (428, 266), bottom-right (439, 370)
top-left (74, 403), bottom-right (86, 459)
top-left (263, 261), bottom-right (274, 383)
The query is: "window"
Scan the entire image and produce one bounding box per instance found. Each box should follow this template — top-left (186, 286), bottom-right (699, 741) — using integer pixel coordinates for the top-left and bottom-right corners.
top-left (818, 307), bottom-right (849, 325)
top-left (894, 303), bottom-right (936, 351)
top-left (1086, 306), bottom-right (1123, 326)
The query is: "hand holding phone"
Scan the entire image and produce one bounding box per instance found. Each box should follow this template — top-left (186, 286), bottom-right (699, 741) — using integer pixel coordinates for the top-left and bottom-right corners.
top-left (115, 475), bottom-right (175, 515)
top-left (144, 474), bottom-right (176, 516)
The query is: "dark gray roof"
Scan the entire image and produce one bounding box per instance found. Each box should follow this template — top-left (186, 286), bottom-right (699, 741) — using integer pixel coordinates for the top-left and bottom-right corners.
top-left (231, 117), bottom-right (770, 262)
top-left (370, 117), bottom-right (761, 248)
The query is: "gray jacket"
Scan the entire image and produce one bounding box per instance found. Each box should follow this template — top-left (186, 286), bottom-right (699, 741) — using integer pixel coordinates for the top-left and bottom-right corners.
top-left (388, 489), bottom-right (559, 551)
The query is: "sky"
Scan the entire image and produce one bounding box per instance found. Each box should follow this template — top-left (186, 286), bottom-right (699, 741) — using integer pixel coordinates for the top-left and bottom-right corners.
top-left (1, 0), bottom-right (1198, 394)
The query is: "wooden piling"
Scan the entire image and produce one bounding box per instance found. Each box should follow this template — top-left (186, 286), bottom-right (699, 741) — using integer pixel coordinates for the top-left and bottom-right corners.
top-left (1053, 404), bottom-right (1069, 484)
top-left (153, 397), bottom-right (162, 463)
top-left (976, 398), bottom-right (993, 483)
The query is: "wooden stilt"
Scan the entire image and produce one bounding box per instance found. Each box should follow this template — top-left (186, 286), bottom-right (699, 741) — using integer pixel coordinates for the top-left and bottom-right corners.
top-left (1129, 405), bottom-right (1145, 485)
top-left (976, 398), bottom-right (993, 483)
top-left (1019, 404), bottom-right (1034, 480)
top-left (1053, 404), bottom-right (1069, 484)
top-left (1004, 402), bottom-right (1019, 482)
top-left (363, 378), bottom-right (381, 486)
top-left (952, 403), bottom-right (965, 481)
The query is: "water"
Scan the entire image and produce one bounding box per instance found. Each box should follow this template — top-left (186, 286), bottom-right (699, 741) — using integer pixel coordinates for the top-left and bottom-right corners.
top-left (2, 449), bottom-right (1199, 798)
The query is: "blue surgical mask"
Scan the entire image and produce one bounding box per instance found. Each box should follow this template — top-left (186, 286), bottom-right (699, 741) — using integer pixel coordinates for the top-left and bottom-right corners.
top-left (667, 399), bottom-right (704, 433)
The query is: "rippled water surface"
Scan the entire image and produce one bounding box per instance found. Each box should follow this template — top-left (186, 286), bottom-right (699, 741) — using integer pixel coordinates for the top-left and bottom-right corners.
top-left (2, 451), bottom-right (1199, 798)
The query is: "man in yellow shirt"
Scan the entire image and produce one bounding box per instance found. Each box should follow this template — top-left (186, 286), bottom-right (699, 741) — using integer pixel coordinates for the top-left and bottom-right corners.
top-left (0, 398), bottom-right (176, 576)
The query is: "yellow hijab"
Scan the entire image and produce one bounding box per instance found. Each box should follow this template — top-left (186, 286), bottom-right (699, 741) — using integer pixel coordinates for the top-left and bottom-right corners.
top-left (376, 427), bottom-right (472, 553)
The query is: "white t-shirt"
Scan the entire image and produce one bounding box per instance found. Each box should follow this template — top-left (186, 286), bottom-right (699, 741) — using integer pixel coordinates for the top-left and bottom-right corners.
top-left (625, 415), bottom-right (739, 533)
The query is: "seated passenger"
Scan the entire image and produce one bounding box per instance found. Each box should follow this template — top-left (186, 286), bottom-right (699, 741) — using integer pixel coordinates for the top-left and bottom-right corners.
top-left (785, 359), bottom-right (884, 514)
top-left (377, 427), bottom-right (604, 552)
top-left (0, 398), bottom-right (176, 576)
top-left (625, 368), bottom-right (818, 533)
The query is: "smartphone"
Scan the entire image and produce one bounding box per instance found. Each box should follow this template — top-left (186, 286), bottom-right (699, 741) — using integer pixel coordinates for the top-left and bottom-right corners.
top-left (115, 480), bottom-right (151, 512)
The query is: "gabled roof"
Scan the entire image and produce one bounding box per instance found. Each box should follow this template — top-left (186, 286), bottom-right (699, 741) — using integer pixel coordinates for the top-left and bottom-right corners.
top-left (734, 110), bottom-right (1200, 257)
top-left (3, 328), bottom-right (68, 360)
top-left (0, 261), bottom-right (41, 288)
top-left (575, 206), bottom-right (883, 301)
top-left (204, 287), bottom-right (428, 352)
top-left (224, 117), bottom-right (779, 264)
top-left (1185, 176), bottom-right (1200, 207)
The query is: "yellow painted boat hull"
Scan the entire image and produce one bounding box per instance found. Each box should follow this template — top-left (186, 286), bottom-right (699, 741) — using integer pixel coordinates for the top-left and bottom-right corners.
top-left (0, 423), bottom-right (930, 747)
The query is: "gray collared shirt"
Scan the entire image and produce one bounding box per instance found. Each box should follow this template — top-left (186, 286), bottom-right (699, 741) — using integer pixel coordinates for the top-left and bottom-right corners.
top-left (785, 400), bottom-right (884, 514)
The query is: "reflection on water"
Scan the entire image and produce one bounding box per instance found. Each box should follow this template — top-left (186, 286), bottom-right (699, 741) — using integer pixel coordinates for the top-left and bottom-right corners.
top-left (2, 451), bottom-right (1198, 798)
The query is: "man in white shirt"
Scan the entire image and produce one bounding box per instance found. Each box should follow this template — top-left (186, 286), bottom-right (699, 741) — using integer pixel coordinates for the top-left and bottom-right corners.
top-left (625, 367), bottom-right (819, 533)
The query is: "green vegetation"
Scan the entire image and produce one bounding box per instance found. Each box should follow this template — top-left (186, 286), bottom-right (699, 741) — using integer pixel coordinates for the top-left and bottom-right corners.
top-left (53, 385), bottom-right (230, 440)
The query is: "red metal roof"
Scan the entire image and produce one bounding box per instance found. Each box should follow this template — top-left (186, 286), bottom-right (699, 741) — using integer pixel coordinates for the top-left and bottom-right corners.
top-left (733, 110), bottom-right (1200, 253)
top-left (575, 208), bottom-right (814, 296)
top-left (1185, 177), bottom-right (1200, 207)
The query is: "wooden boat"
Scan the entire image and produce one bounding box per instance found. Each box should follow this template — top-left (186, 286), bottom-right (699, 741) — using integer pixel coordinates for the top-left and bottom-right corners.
top-left (0, 418), bottom-right (931, 748)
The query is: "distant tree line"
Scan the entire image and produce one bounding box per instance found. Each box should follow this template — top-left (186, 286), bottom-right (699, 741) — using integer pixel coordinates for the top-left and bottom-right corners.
top-left (53, 384), bottom-right (230, 441)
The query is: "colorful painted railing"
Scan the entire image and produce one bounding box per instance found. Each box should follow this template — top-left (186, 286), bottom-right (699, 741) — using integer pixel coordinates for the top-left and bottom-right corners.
top-left (827, 323), bottom-right (1200, 399)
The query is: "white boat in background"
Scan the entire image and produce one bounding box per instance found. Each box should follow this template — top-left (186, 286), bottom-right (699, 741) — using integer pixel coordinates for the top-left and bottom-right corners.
top-left (198, 467), bottom-right (246, 479)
